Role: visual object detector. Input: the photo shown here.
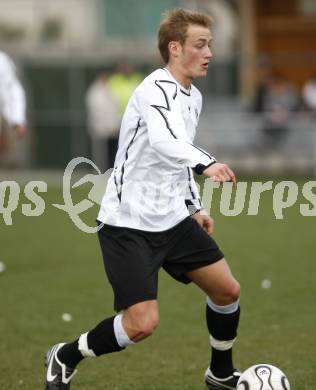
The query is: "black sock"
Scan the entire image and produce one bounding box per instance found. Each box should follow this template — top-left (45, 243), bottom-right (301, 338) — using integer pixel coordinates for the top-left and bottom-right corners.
top-left (58, 316), bottom-right (124, 368)
top-left (58, 340), bottom-right (84, 369)
top-left (87, 316), bottom-right (124, 356)
top-left (211, 348), bottom-right (233, 378)
top-left (206, 304), bottom-right (240, 378)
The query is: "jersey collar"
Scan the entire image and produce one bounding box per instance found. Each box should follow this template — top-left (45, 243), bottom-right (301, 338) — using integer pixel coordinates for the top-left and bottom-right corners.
top-left (162, 68), bottom-right (191, 96)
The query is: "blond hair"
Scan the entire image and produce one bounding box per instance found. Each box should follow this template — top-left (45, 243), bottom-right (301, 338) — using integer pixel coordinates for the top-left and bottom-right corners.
top-left (158, 8), bottom-right (212, 64)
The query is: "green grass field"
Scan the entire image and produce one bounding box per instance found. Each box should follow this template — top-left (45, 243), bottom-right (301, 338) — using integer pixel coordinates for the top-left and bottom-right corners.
top-left (0, 179), bottom-right (315, 389)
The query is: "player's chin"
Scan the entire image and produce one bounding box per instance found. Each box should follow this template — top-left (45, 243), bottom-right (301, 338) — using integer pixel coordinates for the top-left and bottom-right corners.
top-left (196, 67), bottom-right (208, 77)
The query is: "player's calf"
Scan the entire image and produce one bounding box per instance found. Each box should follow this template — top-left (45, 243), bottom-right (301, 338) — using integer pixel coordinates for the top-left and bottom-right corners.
top-left (206, 297), bottom-right (240, 379)
top-left (45, 301), bottom-right (159, 388)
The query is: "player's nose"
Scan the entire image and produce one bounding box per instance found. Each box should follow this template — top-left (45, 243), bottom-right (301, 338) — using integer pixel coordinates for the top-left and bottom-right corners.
top-left (203, 46), bottom-right (212, 61)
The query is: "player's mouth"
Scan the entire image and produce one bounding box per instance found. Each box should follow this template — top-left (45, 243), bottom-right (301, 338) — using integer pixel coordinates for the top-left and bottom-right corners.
top-left (201, 62), bottom-right (209, 69)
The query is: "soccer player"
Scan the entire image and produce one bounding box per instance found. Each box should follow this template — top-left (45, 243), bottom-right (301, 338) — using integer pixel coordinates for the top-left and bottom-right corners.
top-left (44, 8), bottom-right (241, 390)
top-left (0, 51), bottom-right (27, 267)
top-left (0, 50), bottom-right (27, 151)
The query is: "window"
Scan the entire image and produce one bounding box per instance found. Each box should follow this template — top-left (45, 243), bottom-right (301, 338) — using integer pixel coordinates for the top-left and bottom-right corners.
top-left (99, 0), bottom-right (180, 38)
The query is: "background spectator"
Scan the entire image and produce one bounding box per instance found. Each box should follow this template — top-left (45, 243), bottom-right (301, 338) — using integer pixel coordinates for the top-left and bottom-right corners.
top-left (0, 50), bottom-right (27, 167)
top-left (302, 74), bottom-right (316, 116)
top-left (254, 70), bottom-right (299, 150)
top-left (108, 63), bottom-right (143, 114)
top-left (85, 71), bottom-right (120, 171)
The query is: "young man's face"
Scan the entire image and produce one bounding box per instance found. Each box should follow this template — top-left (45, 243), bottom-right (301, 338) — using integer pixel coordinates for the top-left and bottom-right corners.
top-left (178, 24), bottom-right (212, 80)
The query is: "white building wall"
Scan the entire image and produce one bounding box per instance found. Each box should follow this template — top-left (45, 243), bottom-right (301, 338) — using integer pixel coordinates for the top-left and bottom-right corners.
top-left (0, 0), bottom-right (97, 49)
top-left (0, 0), bottom-right (239, 64)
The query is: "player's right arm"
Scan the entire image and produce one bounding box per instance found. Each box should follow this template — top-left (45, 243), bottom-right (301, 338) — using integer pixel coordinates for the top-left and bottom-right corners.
top-left (138, 78), bottom-right (216, 175)
top-left (138, 77), bottom-right (235, 183)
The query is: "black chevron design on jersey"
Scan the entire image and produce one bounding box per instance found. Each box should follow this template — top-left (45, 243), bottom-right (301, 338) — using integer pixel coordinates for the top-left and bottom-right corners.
top-left (113, 167), bottom-right (120, 202)
top-left (150, 80), bottom-right (178, 139)
top-left (190, 142), bottom-right (214, 160)
top-left (187, 167), bottom-right (196, 200)
top-left (180, 86), bottom-right (191, 96)
top-left (151, 79), bottom-right (215, 168)
top-left (162, 67), bottom-right (190, 96)
top-left (118, 118), bottom-right (141, 202)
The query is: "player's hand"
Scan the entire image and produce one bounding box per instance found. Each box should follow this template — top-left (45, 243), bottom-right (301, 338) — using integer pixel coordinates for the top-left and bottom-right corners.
top-left (14, 124), bottom-right (27, 137)
top-left (192, 210), bottom-right (214, 234)
top-left (203, 162), bottom-right (236, 186)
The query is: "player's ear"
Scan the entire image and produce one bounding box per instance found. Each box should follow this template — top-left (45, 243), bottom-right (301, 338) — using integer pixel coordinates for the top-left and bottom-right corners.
top-left (168, 41), bottom-right (181, 59)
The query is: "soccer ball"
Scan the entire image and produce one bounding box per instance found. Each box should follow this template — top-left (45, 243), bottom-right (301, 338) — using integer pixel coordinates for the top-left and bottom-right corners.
top-left (237, 364), bottom-right (290, 390)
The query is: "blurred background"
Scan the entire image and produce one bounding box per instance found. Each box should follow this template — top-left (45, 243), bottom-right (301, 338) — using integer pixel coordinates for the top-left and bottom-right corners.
top-left (1, 0), bottom-right (316, 175)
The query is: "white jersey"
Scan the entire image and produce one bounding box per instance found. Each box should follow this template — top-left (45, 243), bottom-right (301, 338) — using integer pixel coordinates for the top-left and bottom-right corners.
top-left (0, 51), bottom-right (26, 128)
top-left (98, 68), bottom-right (216, 231)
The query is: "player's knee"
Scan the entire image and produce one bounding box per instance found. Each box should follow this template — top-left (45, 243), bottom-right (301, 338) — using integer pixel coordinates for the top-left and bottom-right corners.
top-left (140, 316), bottom-right (159, 337)
top-left (124, 303), bottom-right (159, 340)
top-left (132, 313), bottom-right (159, 338)
top-left (229, 281), bottom-right (241, 302)
top-left (213, 281), bottom-right (240, 305)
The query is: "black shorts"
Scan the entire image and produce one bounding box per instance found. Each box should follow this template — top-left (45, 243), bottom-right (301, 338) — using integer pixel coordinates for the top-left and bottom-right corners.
top-left (97, 217), bottom-right (224, 311)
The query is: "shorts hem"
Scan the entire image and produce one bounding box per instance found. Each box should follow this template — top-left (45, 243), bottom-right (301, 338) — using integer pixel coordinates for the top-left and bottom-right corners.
top-left (114, 294), bottom-right (158, 312)
top-left (171, 252), bottom-right (224, 284)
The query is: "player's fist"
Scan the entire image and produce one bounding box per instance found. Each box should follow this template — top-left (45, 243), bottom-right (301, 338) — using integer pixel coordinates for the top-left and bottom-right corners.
top-left (203, 162), bottom-right (236, 185)
top-left (192, 211), bottom-right (214, 234)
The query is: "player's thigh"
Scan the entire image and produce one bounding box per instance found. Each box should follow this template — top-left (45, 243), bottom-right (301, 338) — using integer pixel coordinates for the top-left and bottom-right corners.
top-left (187, 258), bottom-right (240, 304)
top-left (98, 224), bottom-right (160, 311)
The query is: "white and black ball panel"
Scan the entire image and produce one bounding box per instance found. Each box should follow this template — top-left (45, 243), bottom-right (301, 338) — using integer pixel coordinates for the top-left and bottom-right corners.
top-left (237, 380), bottom-right (250, 390)
top-left (255, 365), bottom-right (274, 389)
top-left (281, 375), bottom-right (290, 390)
top-left (237, 364), bottom-right (290, 390)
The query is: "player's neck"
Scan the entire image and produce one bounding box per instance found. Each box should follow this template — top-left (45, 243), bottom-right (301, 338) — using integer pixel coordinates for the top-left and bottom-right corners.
top-left (165, 65), bottom-right (192, 90)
